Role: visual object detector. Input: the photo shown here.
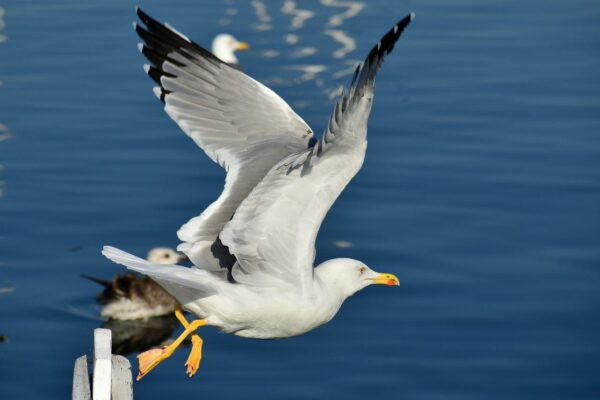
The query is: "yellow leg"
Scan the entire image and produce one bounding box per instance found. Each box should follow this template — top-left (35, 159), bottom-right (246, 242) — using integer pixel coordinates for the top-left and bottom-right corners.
top-left (174, 305), bottom-right (190, 327)
top-left (136, 315), bottom-right (206, 381)
top-left (185, 335), bottom-right (203, 377)
top-left (174, 305), bottom-right (204, 377)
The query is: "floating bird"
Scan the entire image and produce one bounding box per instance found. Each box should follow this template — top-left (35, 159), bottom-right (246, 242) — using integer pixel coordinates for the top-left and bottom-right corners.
top-left (211, 33), bottom-right (249, 66)
top-left (104, 7), bottom-right (413, 380)
top-left (86, 247), bottom-right (186, 320)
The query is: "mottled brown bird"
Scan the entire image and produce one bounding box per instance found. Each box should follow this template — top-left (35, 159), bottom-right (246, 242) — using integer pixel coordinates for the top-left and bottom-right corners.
top-left (85, 247), bottom-right (187, 320)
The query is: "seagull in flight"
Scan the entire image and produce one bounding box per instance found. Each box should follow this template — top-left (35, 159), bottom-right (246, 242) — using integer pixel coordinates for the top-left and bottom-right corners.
top-left (104, 7), bottom-right (414, 381)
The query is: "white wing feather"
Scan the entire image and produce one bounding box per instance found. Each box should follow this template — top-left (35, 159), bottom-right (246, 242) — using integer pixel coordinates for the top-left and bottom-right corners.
top-left (135, 9), bottom-right (314, 268)
top-left (221, 14), bottom-right (414, 290)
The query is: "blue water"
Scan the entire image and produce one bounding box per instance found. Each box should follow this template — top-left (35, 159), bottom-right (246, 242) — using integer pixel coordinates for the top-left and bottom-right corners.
top-left (1, 0), bottom-right (599, 399)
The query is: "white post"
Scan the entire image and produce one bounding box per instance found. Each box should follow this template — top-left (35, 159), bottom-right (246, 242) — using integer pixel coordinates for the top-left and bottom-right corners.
top-left (72, 328), bottom-right (133, 400)
top-left (72, 355), bottom-right (91, 400)
top-left (93, 329), bottom-right (112, 400)
top-left (111, 355), bottom-right (133, 400)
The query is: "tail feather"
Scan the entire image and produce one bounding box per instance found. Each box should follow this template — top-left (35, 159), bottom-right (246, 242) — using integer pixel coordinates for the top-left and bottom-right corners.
top-left (102, 246), bottom-right (217, 295)
top-left (81, 274), bottom-right (112, 288)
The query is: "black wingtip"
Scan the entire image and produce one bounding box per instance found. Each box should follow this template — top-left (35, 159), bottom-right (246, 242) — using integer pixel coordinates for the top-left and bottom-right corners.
top-left (355, 13), bottom-right (414, 89)
top-left (136, 6), bottom-right (150, 23)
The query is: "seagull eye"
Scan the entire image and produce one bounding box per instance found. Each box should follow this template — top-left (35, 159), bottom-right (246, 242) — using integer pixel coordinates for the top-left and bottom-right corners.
top-left (359, 266), bottom-right (366, 274)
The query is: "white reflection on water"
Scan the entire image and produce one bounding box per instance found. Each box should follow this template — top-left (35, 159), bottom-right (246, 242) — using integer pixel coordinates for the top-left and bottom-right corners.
top-left (332, 59), bottom-right (361, 79)
top-left (281, 1), bottom-right (315, 30)
top-left (325, 85), bottom-right (343, 100)
top-left (251, 0), bottom-right (272, 31)
top-left (219, 18), bottom-right (232, 26)
top-left (324, 29), bottom-right (356, 59)
top-left (317, 0), bottom-right (365, 97)
top-left (219, 2), bottom-right (239, 26)
top-left (251, 0), bottom-right (367, 106)
top-left (0, 7), bottom-right (6, 43)
top-left (284, 64), bottom-right (327, 83)
top-left (260, 49), bottom-right (279, 58)
top-left (0, 7), bottom-right (9, 200)
top-left (0, 123), bottom-right (11, 142)
top-left (284, 33), bottom-right (299, 45)
top-left (319, 0), bottom-right (366, 28)
top-left (290, 47), bottom-right (317, 58)
top-left (332, 240), bottom-right (353, 249)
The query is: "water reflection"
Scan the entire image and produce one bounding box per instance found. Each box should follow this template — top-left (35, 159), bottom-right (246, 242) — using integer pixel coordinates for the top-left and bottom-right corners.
top-left (324, 29), bottom-right (356, 59)
top-left (257, 0), bottom-right (368, 104)
top-left (319, 0), bottom-right (366, 28)
top-left (331, 59), bottom-right (361, 79)
top-left (290, 46), bottom-right (317, 58)
top-left (0, 7), bottom-right (9, 200)
top-left (0, 286), bottom-right (13, 344)
top-left (284, 64), bottom-right (327, 84)
top-left (0, 123), bottom-right (13, 143)
top-left (318, 0), bottom-right (365, 98)
top-left (0, 7), bottom-right (6, 43)
top-left (219, 5), bottom-right (239, 26)
top-left (250, 0), bottom-right (272, 32)
top-left (261, 52), bottom-right (281, 63)
top-left (332, 240), bottom-right (353, 249)
top-left (281, 1), bottom-right (314, 30)
top-left (104, 316), bottom-right (179, 356)
top-left (284, 33), bottom-right (299, 45)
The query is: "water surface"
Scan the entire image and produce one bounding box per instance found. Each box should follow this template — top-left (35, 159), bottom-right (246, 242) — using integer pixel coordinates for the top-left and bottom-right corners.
top-left (0, 1), bottom-right (599, 399)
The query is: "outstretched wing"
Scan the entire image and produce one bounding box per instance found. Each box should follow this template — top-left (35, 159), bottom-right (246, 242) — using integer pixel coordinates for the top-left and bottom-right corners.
top-left (134, 8), bottom-right (314, 267)
top-left (220, 14), bottom-right (415, 291)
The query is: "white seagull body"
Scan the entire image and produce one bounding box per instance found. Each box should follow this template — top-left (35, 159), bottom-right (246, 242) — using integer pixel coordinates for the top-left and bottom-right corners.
top-left (103, 7), bottom-right (413, 379)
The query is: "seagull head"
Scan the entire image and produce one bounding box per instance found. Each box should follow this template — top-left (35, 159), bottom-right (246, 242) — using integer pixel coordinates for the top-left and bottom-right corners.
top-left (316, 258), bottom-right (399, 298)
top-left (211, 34), bottom-right (249, 65)
top-left (146, 247), bottom-right (189, 265)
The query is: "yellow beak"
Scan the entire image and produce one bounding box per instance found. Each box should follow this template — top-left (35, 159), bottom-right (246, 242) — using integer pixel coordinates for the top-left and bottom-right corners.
top-left (236, 42), bottom-right (250, 51)
top-left (368, 273), bottom-right (400, 286)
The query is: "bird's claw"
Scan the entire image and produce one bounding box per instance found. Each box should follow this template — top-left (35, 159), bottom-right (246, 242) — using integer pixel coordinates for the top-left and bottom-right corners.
top-left (185, 335), bottom-right (203, 377)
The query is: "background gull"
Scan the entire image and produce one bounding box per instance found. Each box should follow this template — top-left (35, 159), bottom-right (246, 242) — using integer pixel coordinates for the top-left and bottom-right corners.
top-left (161, 22), bottom-right (249, 66)
top-left (103, 8), bottom-right (412, 381)
top-left (210, 33), bottom-right (249, 66)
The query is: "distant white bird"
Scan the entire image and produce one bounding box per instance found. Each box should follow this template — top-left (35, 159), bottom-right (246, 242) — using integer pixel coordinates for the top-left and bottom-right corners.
top-left (211, 33), bottom-right (249, 66)
top-left (104, 7), bottom-right (413, 381)
top-left (86, 247), bottom-right (187, 320)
